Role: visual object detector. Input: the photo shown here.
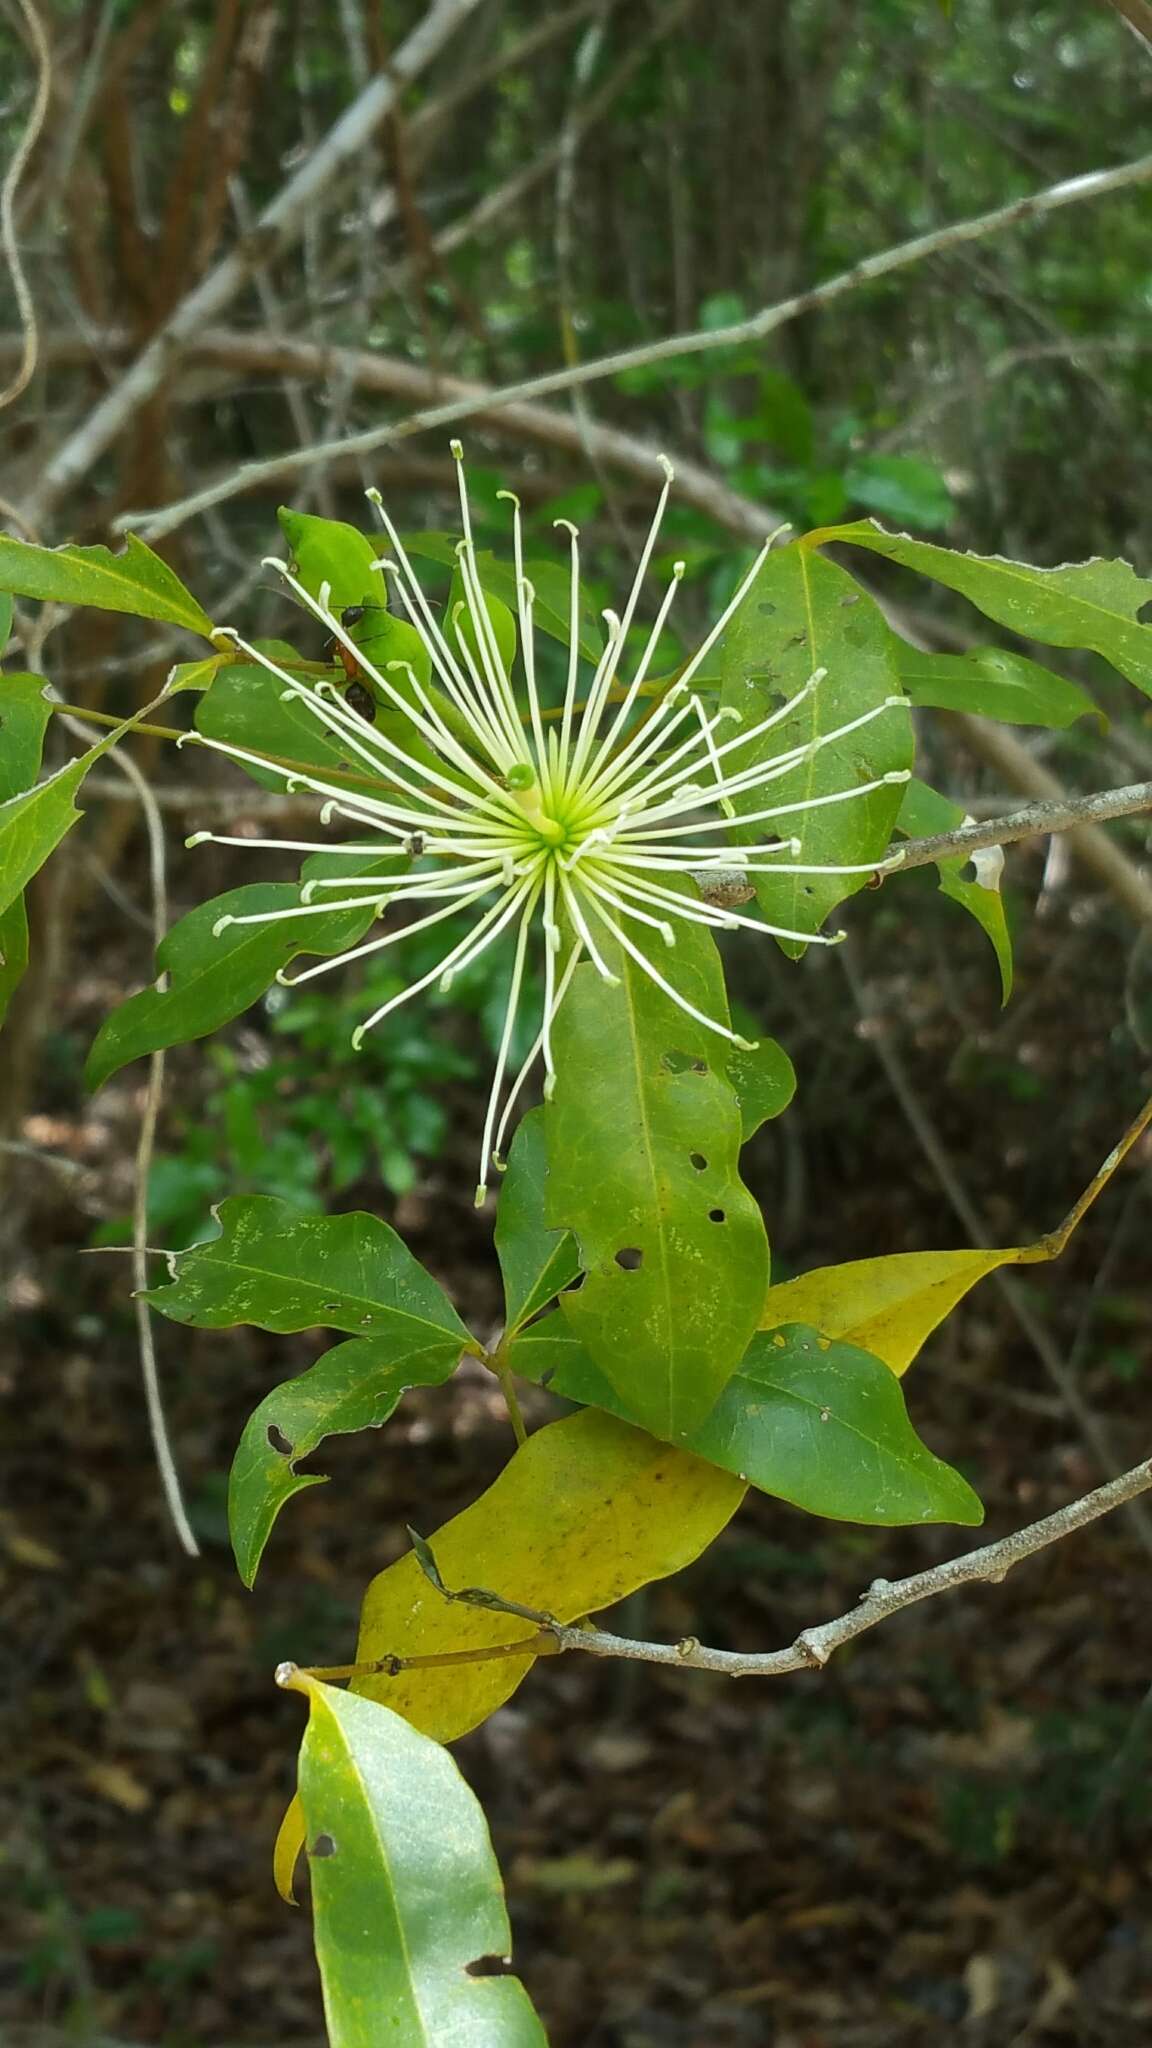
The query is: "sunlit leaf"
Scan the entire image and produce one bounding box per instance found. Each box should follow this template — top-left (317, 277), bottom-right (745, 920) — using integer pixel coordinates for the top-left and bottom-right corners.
top-left (545, 920), bottom-right (769, 1441)
top-left (809, 522), bottom-right (1152, 698)
top-left (0, 533), bottom-right (213, 636)
top-left (0, 752), bottom-right (91, 919)
top-left (717, 544), bottom-right (913, 949)
top-left (495, 1109), bottom-right (581, 1336)
top-left (511, 1316), bottom-right (983, 1526)
top-left (894, 643), bottom-right (1098, 728)
top-left (350, 1408), bottom-right (744, 1740)
top-left (279, 1673), bottom-right (546, 2046)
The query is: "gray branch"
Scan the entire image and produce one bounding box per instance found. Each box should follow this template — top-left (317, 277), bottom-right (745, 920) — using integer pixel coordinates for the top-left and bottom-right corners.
top-left (23, 0), bottom-right (485, 527)
top-left (888, 780), bottom-right (1152, 874)
top-left (537, 1454), bottom-right (1152, 1678)
top-left (108, 147), bottom-right (1152, 537)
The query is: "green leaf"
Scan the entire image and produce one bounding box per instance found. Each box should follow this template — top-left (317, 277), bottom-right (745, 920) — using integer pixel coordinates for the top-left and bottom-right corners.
top-left (0, 752), bottom-right (90, 919)
top-left (726, 1035), bottom-right (796, 1140)
top-left (85, 862), bottom-right (394, 1089)
top-left (0, 592), bottom-right (11, 645)
top-left (544, 918), bottom-right (768, 1442)
top-left (405, 533), bottom-right (603, 663)
top-left (897, 778), bottom-right (1012, 1002)
top-left (510, 1317), bottom-right (982, 1528)
top-left (351, 1407), bottom-right (744, 1740)
top-left (0, 674), bottom-right (52, 1027)
top-left (843, 455), bottom-right (953, 531)
top-left (0, 533), bottom-right (212, 636)
top-left (196, 655), bottom-right (359, 790)
top-left (277, 509), bottom-right (388, 614)
top-left (894, 643), bottom-right (1098, 728)
top-left (280, 1674), bottom-right (546, 2046)
top-left (218, 1207), bottom-right (469, 1584)
top-left (0, 900), bottom-right (29, 1029)
top-left (809, 522), bottom-right (1152, 699)
top-left (494, 1108), bottom-right (581, 1336)
top-left (447, 564), bottom-right (517, 681)
top-left (148, 1189), bottom-right (469, 1333)
top-left (717, 545), bottom-right (913, 949)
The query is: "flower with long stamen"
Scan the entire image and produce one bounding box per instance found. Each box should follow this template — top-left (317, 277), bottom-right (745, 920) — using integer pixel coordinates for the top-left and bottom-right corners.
top-left (188, 444), bottom-right (909, 1201)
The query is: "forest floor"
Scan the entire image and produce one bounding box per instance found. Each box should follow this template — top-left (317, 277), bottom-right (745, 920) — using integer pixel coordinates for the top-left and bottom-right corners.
top-left (3, 861), bottom-right (1152, 2048)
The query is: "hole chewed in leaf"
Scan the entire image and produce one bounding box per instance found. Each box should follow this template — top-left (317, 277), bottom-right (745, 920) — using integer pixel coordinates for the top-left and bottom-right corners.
top-left (266, 1423), bottom-right (294, 1456)
top-left (308, 1833), bottom-right (337, 1859)
top-left (562, 1271), bottom-right (586, 1294)
top-left (466, 1955), bottom-right (514, 1978)
top-left (662, 1049), bottom-right (707, 1076)
top-left (614, 1247), bottom-right (644, 1271)
top-left (689, 1152), bottom-right (708, 1172)
top-left (708, 1209), bottom-right (726, 1225)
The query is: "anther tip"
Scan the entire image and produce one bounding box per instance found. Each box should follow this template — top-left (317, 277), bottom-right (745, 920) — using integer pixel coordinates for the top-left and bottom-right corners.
top-left (552, 517), bottom-right (579, 539)
top-left (543, 1073), bottom-right (557, 1101)
top-left (261, 555), bottom-right (287, 574)
top-left (735, 1035), bottom-right (759, 1052)
top-left (185, 831), bottom-right (210, 848)
top-left (884, 769), bottom-right (912, 784)
top-left (886, 694), bottom-right (912, 708)
top-left (450, 438), bottom-right (464, 461)
top-left (351, 1027), bottom-right (366, 1051)
top-left (212, 917), bottom-right (234, 937)
top-left (473, 1182), bottom-right (487, 1209)
top-left (657, 453), bottom-right (675, 483)
top-left (365, 486), bottom-right (383, 507)
top-left (496, 488), bottom-right (520, 508)
top-left (673, 560), bottom-right (686, 578)
top-left (274, 968), bottom-right (294, 987)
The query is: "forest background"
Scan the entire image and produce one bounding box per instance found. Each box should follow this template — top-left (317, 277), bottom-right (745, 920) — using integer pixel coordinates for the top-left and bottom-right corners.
top-left (2, 1), bottom-right (1152, 2042)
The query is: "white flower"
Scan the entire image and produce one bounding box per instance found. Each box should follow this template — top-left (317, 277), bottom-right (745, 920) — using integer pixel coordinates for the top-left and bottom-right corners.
top-left (188, 447), bottom-right (908, 1201)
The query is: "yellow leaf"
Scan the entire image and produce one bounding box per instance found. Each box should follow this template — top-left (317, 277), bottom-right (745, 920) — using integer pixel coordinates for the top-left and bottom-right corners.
top-left (350, 1409), bottom-right (744, 1742)
top-left (761, 1089), bottom-right (1152, 1376)
top-left (273, 1792), bottom-right (306, 1905)
top-left (761, 1247), bottom-right (1025, 1376)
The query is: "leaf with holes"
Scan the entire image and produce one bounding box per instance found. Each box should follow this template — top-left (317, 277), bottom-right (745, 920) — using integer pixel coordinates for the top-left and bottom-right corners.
top-left (495, 1109), bottom-right (581, 1337)
top-left (809, 523), bottom-right (1152, 698)
top-left (717, 545), bottom-right (913, 951)
top-left (231, 1333), bottom-right (468, 1589)
top-left (350, 1408), bottom-right (744, 1741)
top-left (544, 916), bottom-right (768, 1442)
top-left (893, 643), bottom-right (1098, 728)
top-left (726, 1034), bottom-right (796, 1139)
top-left (0, 533), bottom-right (213, 636)
top-left (897, 778), bottom-right (1012, 1001)
top-left (86, 853), bottom-right (395, 1089)
top-left (510, 1317), bottom-right (981, 1526)
top-left (0, 675), bottom-right (52, 1025)
top-left (279, 1673), bottom-right (546, 2046)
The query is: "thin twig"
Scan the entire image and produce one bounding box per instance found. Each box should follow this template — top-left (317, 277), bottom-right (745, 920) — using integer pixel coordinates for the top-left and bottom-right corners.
top-left (22, 0), bottom-right (484, 525)
top-left (112, 148), bottom-right (1152, 536)
top-left (0, 0), bottom-right (52, 411)
top-left (890, 780), bottom-right (1152, 874)
top-left (300, 1453), bottom-right (1152, 1683)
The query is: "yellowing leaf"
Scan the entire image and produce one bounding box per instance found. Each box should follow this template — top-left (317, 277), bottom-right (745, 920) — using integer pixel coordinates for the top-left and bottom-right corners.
top-left (761, 1248), bottom-right (1024, 1376)
top-left (760, 1088), bottom-right (1152, 1375)
top-left (350, 1409), bottom-right (744, 1741)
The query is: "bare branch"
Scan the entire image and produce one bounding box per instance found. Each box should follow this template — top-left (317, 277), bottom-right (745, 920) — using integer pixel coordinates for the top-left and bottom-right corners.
top-left (22, 0), bottom-right (485, 527)
top-left (889, 780), bottom-right (1152, 874)
top-left (109, 147), bottom-right (1152, 536)
top-left (0, 0), bottom-right (52, 412)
